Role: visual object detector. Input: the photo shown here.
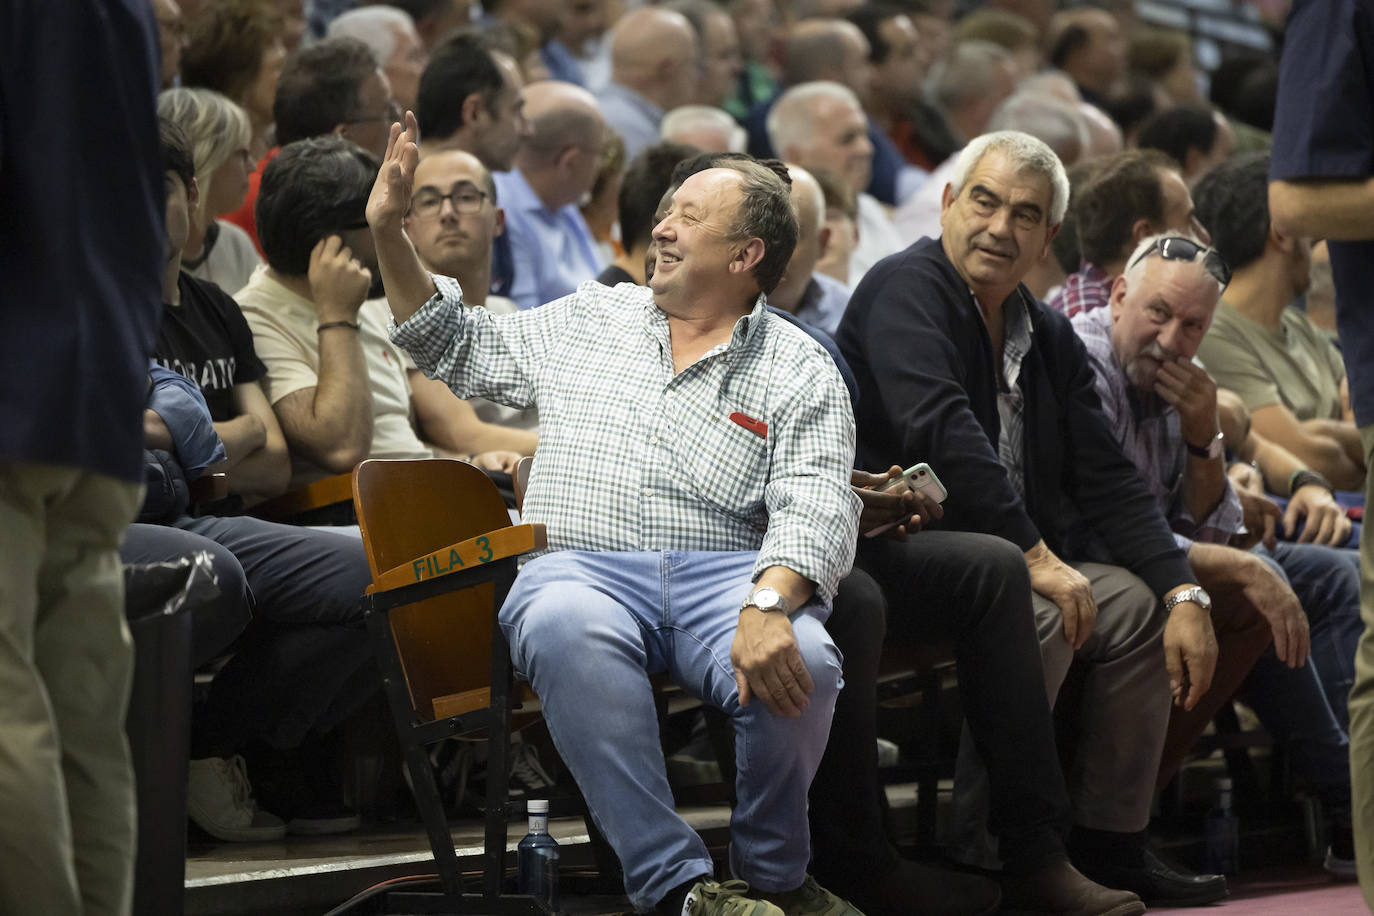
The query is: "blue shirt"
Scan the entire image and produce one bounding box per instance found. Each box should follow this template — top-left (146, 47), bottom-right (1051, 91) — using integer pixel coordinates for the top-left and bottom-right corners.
top-left (0, 0), bottom-right (164, 482)
top-left (793, 273), bottom-right (852, 337)
top-left (146, 364), bottom-right (226, 477)
top-left (1270, 0), bottom-right (1374, 425)
top-left (494, 168), bottom-right (606, 310)
top-left (598, 82), bottom-right (664, 160)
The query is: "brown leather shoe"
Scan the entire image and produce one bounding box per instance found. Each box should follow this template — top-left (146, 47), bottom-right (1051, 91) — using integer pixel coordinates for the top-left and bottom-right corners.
top-left (999, 857), bottom-right (1144, 916)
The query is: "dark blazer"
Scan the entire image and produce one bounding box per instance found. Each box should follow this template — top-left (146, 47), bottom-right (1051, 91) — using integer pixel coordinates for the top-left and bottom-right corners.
top-left (837, 236), bottom-right (1193, 598)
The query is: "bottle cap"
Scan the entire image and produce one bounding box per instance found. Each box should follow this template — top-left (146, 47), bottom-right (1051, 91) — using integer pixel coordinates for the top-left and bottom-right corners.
top-left (528, 799), bottom-right (550, 814)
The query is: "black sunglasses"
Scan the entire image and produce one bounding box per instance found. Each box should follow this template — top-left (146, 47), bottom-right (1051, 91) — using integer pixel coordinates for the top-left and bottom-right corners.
top-left (1126, 236), bottom-right (1232, 287)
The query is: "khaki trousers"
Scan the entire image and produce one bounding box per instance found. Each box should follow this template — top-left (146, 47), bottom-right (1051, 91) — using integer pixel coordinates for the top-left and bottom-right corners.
top-left (1352, 427), bottom-right (1374, 907)
top-left (0, 463), bottom-right (142, 916)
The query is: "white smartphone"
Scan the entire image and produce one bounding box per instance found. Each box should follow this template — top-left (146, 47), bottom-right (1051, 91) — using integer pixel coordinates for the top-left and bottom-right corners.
top-left (866, 463), bottom-right (949, 537)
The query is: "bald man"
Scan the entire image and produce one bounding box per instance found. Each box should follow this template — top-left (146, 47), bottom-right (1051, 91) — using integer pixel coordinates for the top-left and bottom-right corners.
top-left (496, 80), bottom-right (609, 310)
top-left (769, 165), bottom-right (852, 334)
top-left (600, 7), bottom-right (700, 158)
top-left (1047, 8), bottom-right (1126, 105)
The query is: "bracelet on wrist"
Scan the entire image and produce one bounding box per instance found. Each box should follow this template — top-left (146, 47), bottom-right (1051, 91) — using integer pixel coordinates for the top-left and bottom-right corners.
top-left (1289, 468), bottom-right (1334, 496)
top-left (317, 320), bottom-right (361, 333)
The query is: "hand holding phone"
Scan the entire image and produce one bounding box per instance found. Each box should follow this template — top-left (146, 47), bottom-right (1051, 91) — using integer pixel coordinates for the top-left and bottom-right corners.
top-left (863, 463), bottom-right (948, 538)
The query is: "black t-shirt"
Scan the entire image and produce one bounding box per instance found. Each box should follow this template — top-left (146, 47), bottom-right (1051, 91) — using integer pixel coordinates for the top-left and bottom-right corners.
top-left (154, 272), bottom-right (267, 422)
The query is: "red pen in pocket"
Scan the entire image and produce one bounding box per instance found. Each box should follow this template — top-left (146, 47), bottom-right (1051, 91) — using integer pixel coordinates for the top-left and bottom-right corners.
top-left (729, 411), bottom-right (768, 438)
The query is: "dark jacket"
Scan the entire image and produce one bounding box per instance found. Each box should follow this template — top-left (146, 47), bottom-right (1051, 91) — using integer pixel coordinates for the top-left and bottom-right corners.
top-left (837, 236), bottom-right (1193, 599)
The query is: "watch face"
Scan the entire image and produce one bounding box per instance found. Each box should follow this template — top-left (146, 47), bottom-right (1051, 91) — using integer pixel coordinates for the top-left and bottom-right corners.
top-left (1193, 587), bottom-right (1212, 609)
top-left (752, 587), bottom-right (782, 610)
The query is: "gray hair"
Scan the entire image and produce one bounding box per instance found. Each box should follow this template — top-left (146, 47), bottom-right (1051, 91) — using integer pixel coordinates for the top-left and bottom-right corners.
top-left (661, 105), bottom-right (747, 152)
top-left (326, 6), bottom-right (417, 66)
top-left (988, 92), bottom-right (1090, 167)
top-left (157, 87), bottom-right (252, 217)
top-left (766, 81), bottom-right (862, 158)
top-left (949, 130), bottom-right (1071, 225)
top-left (925, 40), bottom-right (1014, 116)
top-left (1124, 231), bottom-right (1218, 288)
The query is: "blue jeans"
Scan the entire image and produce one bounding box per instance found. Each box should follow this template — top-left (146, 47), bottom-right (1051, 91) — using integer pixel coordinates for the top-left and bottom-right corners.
top-left (499, 551), bottom-right (843, 910)
top-left (1239, 542), bottom-right (1361, 815)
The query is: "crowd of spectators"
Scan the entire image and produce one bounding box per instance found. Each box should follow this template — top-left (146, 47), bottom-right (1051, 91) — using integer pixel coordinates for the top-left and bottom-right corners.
top-left (11, 0), bottom-right (1373, 914)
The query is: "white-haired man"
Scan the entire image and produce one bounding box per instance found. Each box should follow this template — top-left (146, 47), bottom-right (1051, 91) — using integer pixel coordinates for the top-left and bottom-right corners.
top-left (327, 5), bottom-right (428, 112)
top-left (661, 105), bottom-right (747, 154)
top-left (839, 131), bottom-right (1228, 913)
top-left (768, 81), bottom-right (905, 289)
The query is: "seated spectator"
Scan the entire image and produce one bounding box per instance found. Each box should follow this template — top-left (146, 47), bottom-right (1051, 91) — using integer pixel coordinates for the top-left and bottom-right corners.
top-left (1046, 7), bottom-right (1126, 107)
top-left (838, 130), bottom-right (1230, 907)
top-left (1048, 149), bottom-right (1209, 316)
top-left (416, 32), bottom-right (530, 172)
top-left (661, 105), bottom-right (748, 154)
top-left (181, 0), bottom-right (286, 156)
top-left (496, 80), bottom-right (608, 310)
top-left (952, 9), bottom-right (1041, 80)
top-left (769, 165), bottom-right (851, 336)
top-left (327, 5), bottom-right (429, 112)
top-left (813, 166), bottom-right (859, 287)
top-left (1072, 233), bottom-right (1358, 872)
top-left (235, 136), bottom-right (534, 488)
top-left (767, 81), bottom-right (905, 289)
top-left (222, 36), bottom-right (399, 254)
top-left (747, 18), bottom-right (916, 207)
top-left (154, 0), bottom-right (188, 89)
top-left (376, 0), bottom-right (473, 53)
top-left (1136, 103), bottom-right (1236, 186)
top-left (924, 41), bottom-right (1019, 149)
top-left (1128, 27), bottom-right (1201, 106)
top-left (483, 0), bottom-right (576, 85)
top-left (373, 112), bottom-right (862, 916)
top-left (597, 141), bottom-right (700, 289)
top-left (665, 0), bottom-right (744, 109)
top-left (158, 87), bottom-right (263, 295)
top-left (128, 121), bottom-right (376, 841)
top-left (893, 88), bottom-right (1086, 248)
top-left (406, 148), bottom-right (538, 431)
top-left (1193, 154), bottom-right (1366, 491)
top-left (599, 7), bottom-right (700, 159)
top-left (581, 129), bottom-right (627, 266)
top-left (721, 0), bottom-right (783, 122)
top-left (551, 0), bottom-right (611, 91)
top-left (844, 3), bottom-right (935, 191)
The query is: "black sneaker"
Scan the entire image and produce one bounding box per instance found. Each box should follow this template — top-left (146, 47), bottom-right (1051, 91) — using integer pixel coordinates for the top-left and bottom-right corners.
top-left (245, 741), bottom-right (361, 836)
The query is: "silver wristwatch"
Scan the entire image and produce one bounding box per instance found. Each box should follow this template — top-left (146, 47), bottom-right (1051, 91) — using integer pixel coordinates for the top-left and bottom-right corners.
top-left (741, 586), bottom-right (790, 614)
top-left (1164, 585), bottom-right (1212, 613)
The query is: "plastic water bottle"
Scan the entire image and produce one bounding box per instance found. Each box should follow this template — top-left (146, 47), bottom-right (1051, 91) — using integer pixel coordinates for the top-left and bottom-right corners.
top-left (1204, 777), bottom-right (1240, 875)
top-left (517, 798), bottom-right (559, 910)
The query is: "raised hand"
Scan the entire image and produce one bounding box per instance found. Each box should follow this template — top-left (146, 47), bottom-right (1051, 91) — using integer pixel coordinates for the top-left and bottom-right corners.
top-left (308, 236), bottom-right (371, 320)
top-left (1155, 356), bottom-right (1220, 451)
top-left (367, 110), bottom-right (420, 234)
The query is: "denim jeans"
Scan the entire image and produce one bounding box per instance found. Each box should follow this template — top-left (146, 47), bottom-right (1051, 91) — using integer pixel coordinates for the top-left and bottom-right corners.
top-left (1237, 543), bottom-right (1360, 816)
top-left (499, 550), bottom-right (843, 910)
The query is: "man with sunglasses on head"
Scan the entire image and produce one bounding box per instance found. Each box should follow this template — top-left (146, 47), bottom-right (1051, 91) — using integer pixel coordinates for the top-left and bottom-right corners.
top-left (1072, 233), bottom-right (1359, 875)
top-left (839, 131), bottom-right (1237, 912)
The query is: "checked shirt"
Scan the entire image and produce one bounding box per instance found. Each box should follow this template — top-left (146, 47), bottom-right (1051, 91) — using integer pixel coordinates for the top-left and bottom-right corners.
top-left (391, 276), bottom-right (861, 601)
top-left (1071, 305), bottom-right (1245, 547)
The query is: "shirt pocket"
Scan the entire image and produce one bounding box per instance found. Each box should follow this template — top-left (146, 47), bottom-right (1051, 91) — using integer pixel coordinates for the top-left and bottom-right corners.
top-left (676, 413), bottom-right (771, 526)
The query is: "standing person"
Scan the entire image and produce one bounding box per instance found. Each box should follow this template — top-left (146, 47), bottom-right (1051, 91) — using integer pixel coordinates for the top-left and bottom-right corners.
top-left (0, 1), bottom-right (162, 914)
top-left (1268, 0), bottom-right (1374, 900)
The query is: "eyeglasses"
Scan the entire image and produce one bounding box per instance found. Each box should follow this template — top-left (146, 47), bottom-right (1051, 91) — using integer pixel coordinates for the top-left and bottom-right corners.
top-left (1127, 236), bottom-right (1232, 287)
top-left (409, 186), bottom-right (490, 219)
top-left (344, 100), bottom-right (403, 127)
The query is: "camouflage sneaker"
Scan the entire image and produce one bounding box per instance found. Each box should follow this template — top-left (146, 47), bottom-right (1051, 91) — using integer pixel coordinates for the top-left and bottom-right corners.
top-left (683, 879), bottom-right (785, 916)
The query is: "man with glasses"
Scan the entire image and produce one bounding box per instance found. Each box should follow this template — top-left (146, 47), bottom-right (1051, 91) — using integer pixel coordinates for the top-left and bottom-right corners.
top-left (223, 37), bottom-right (399, 255)
top-left (1073, 231), bottom-right (1359, 875)
top-left (235, 136), bottom-right (535, 490)
top-left (405, 149), bottom-right (538, 431)
top-left (839, 131), bottom-right (1232, 910)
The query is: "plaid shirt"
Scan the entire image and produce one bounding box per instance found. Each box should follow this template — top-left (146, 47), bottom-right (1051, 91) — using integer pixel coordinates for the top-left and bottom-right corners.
top-left (974, 291), bottom-right (1034, 499)
top-left (391, 276), bottom-right (861, 601)
top-left (1071, 306), bottom-right (1245, 548)
top-left (1046, 262), bottom-right (1112, 318)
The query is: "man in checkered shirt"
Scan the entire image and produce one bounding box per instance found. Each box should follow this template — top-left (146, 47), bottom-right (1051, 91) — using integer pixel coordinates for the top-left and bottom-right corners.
top-left (367, 113), bottom-right (863, 916)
